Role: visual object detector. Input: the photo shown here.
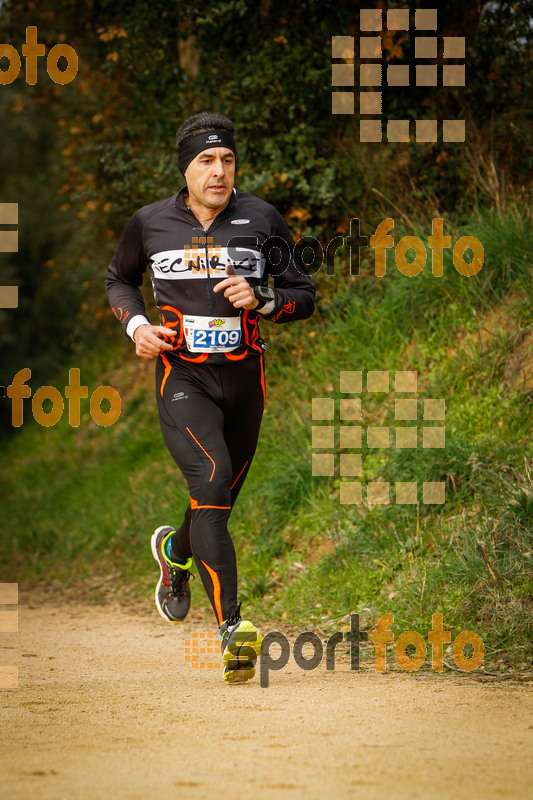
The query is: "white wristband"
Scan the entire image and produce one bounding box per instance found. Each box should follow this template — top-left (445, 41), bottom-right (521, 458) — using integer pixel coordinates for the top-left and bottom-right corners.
top-left (256, 299), bottom-right (276, 316)
top-left (127, 314), bottom-right (151, 342)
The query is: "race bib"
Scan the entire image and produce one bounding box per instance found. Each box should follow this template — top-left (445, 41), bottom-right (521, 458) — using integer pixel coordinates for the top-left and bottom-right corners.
top-left (183, 315), bottom-right (242, 353)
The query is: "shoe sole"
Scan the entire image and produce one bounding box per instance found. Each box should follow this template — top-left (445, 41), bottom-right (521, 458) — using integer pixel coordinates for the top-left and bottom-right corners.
top-left (151, 526), bottom-right (185, 623)
top-left (222, 620), bottom-right (263, 670)
top-left (224, 662), bottom-right (256, 684)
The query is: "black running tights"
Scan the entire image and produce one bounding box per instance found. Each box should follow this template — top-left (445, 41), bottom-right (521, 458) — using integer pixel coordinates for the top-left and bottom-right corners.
top-left (155, 353), bottom-right (265, 625)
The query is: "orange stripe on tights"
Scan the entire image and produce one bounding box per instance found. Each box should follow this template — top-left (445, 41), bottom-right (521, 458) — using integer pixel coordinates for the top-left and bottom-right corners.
top-left (200, 559), bottom-right (223, 625)
top-left (160, 352), bottom-right (172, 397)
top-left (189, 496), bottom-right (231, 511)
top-left (230, 460), bottom-right (248, 491)
top-left (186, 427), bottom-right (216, 481)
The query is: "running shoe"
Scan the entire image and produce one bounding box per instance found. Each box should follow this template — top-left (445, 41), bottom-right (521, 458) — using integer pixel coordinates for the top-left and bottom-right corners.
top-left (219, 603), bottom-right (263, 684)
top-left (151, 526), bottom-right (193, 622)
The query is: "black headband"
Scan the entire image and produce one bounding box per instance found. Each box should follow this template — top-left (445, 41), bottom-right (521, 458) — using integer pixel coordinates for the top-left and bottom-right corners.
top-left (178, 129), bottom-right (237, 176)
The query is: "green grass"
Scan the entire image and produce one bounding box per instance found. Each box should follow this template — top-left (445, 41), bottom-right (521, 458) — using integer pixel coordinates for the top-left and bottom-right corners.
top-left (1, 207), bottom-right (532, 668)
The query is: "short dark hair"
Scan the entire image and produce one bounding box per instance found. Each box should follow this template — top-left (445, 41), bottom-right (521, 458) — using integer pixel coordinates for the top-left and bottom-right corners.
top-left (176, 112), bottom-right (235, 148)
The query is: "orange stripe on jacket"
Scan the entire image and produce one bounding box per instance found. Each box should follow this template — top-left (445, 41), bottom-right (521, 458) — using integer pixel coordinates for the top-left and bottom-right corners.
top-left (200, 559), bottom-right (223, 625)
top-left (259, 353), bottom-right (266, 403)
top-left (179, 352), bottom-right (209, 363)
top-left (160, 352), bottom-right (172, 398)
top-left (224, 349), bottom-right (247, 361)
top-left (161, 305), bottom-right (184, 349)
top-left (250, 315), bottom-right (263, 353)
top-left (225, 308), bottom-right (249, 360)
top-left (224, 309), bottom-right (262, 360)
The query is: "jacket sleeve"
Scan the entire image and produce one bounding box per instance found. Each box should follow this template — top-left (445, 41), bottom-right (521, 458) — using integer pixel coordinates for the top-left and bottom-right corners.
top-left (105, 210), bottom-right (151, 339)
top-left (261, 206), bottom-right (316, 323)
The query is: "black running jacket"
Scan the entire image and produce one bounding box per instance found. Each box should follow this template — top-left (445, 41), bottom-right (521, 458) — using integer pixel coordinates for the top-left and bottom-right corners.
top-left (105, 186), bottom-right (315, 363)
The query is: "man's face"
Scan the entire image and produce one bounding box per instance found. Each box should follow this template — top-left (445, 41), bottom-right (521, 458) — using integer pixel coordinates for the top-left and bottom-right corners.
top-left (184, 146), bottom-right (235, 213)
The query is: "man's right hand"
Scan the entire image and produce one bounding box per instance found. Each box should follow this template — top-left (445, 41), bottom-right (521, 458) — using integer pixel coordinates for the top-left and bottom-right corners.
top-left (133, 324), bottom-right (176, 358)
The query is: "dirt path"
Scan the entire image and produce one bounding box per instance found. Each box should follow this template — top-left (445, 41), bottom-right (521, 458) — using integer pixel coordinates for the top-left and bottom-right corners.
top-left (1, 602), bottom-right (532, 800)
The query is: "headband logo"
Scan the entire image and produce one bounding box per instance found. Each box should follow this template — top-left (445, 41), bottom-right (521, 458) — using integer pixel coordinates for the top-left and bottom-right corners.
top-left (207, 134), bottom-right (221, 142)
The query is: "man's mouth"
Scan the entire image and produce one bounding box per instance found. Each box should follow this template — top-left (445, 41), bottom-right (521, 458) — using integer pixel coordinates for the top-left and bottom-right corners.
top-left (207, 184), bottom-right (227, 193)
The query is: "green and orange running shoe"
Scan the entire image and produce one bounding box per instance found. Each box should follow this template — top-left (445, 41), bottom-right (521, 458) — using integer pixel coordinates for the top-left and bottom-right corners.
top-left (219, 604), bottom-right (263, 684)
top-left (151, 526), bottom-right (193, 622)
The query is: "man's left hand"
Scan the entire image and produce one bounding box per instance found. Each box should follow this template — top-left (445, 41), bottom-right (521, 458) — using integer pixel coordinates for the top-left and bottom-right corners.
top-left (213, 265), bottom-right (259, 310)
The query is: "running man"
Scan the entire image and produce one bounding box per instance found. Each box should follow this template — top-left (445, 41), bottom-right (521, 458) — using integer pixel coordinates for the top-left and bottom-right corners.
top-left (105, 112), bottom-right (315, 683)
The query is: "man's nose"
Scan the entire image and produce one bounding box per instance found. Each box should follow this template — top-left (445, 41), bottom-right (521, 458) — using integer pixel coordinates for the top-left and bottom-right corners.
top-left (211, 159), bottom-right (227, 176)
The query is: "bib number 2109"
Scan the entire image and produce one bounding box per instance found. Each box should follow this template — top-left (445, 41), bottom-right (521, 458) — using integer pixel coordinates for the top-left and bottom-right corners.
top-left (194, 329), bottom-right (240, 348)
top-left (183, 315), bottom-right (242, 352)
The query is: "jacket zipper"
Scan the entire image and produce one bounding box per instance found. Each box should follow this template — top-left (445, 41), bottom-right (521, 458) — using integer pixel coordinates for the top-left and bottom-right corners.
top-left (202, 224), bottom-right (216, 318)
top-left (183, 193), bottom-right (241, 358)
top-left (203, 196), bottom-right (237, 318)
